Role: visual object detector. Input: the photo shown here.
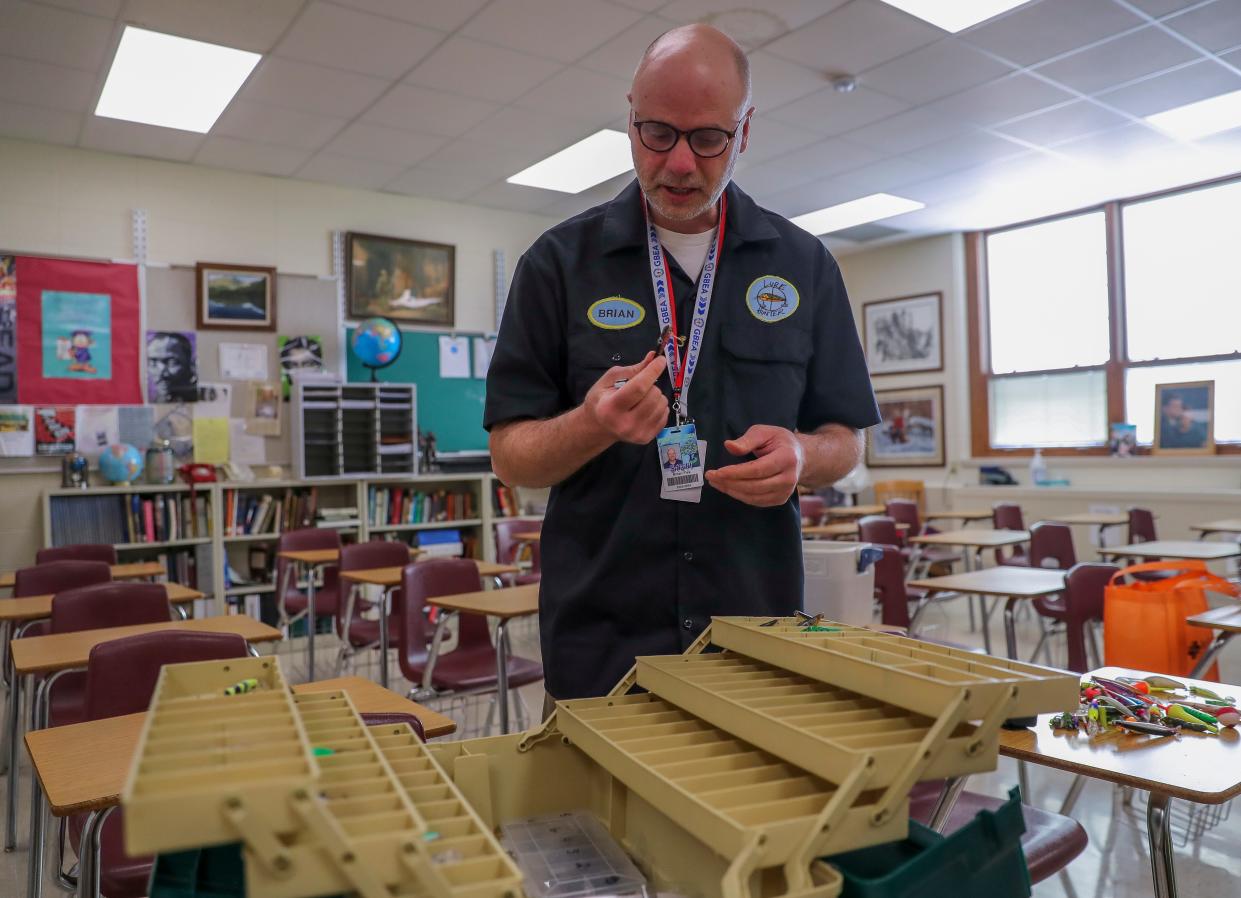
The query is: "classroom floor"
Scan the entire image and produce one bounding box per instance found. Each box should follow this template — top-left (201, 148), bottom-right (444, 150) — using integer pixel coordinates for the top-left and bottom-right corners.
top-left (0, 593), bottom-right (1236, 897)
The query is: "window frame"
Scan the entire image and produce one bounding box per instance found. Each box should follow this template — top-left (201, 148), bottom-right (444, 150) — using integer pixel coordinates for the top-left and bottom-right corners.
top-left (967, 172), bottom-right (1241, 457)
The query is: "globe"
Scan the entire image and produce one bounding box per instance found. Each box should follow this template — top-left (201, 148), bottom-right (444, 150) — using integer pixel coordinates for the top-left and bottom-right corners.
top-left (99, 443), bottom-right (144, 485)
top-left (352, 317), bottom-right (402, 373)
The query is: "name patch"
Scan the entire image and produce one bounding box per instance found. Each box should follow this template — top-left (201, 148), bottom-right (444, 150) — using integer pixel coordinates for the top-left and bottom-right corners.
top-left (745, 275), bottom-right (800, 323)
top-left (588, 296), bottom-right (646, 330)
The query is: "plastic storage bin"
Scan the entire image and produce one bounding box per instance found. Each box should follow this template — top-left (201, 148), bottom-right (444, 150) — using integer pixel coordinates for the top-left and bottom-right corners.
top-left (802, 541), bottom-right (879, 626)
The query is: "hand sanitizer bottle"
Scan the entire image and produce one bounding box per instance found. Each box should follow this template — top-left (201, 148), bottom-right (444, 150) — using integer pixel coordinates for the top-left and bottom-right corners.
top-left (1030, 448), bottom-right (1048, 486)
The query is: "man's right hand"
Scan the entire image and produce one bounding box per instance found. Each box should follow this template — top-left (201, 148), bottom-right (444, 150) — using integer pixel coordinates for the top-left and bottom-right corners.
top-left (583, 351), bottom-right (670, 445)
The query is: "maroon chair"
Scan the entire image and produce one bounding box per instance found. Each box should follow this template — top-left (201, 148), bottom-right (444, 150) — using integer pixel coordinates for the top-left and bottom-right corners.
top-left (35, 544), bottom-right (117, 565)
top-left (398, 559), bottom-right (542, 718)
top-left (13, 560), bottom-right (112, 598)
top-left (1128, 508), bottom-right (1157, 543)
top-left (493, 520), bottom-right (541, 587)
top-left (335, 540), bottom-right (410, 674)
top-left (993, 503), bottom-right (1029, 566)
top-left (1028, 562), bottom-right (1113, 670)
top-left (360, 712), bottom-right (426, 742)
top-left (872, 544), bottom-right (924, 629)
top-left (1023, 523), bottom-right (1079, 664)
top-left (275, 528), bottom-right (342, 630)
top-left (884, 502), bottom-right (962, 573)
top-left (70, 631), bottom-right (249, 898)
top-left (858, 515), bottom-right (906, 550)
top-left (799, 495), bottom-right (827, 527)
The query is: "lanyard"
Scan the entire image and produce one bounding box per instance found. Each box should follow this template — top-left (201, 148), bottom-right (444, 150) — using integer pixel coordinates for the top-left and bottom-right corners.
top-left (643, 193), bottom-right (727, 425)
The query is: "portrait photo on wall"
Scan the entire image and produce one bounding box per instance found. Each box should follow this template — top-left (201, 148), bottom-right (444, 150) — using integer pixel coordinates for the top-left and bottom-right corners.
top-left (1109, 422), bottom-right (1138, 457)
top-left (863, 292), bottom-right (943, 376)
top-left (867, 385), bottom-right (945, 467)
top-left (278, 334), bottom-right (324, 399)
top-left (146, 330), bottom-right (198, 403)
top-left (196, 263), bottom-right (276, 331)
top-left (346, 232), bottom-right (455, 326)
top-left (1153, 380), bottom-right (1214, 455)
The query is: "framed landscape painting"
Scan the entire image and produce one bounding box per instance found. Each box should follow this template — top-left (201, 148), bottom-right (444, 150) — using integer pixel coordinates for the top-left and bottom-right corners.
top-left (863, 292), bottom-right (943, 376)
top-left (867, 385), bottom-right (945, 467)
top-left (196, 263), bottom-right (276, 331)
top-left (346, 232), bottom-right (455, 327)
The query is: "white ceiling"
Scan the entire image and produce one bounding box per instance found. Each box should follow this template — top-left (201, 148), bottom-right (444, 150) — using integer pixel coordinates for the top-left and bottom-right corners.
top-left (1, 0), bottom-right (1240, 249)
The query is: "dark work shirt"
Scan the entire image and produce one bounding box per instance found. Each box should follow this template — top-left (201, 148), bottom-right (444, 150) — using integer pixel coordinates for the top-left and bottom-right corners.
top-left (484, 180), bottom-right (880, 699)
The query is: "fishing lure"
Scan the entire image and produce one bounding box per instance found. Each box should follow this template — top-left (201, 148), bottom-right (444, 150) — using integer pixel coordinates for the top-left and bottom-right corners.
top-left (1117, 720), bottom-right (1179, 737)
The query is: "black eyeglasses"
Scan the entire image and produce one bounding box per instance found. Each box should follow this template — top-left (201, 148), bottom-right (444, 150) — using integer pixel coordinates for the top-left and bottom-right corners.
top-left (631, 116), bottom-right (744, 159)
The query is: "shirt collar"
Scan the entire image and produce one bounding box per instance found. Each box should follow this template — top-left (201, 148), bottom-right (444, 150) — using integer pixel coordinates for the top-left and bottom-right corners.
top-left (600, 179), bottom-right (780, 255)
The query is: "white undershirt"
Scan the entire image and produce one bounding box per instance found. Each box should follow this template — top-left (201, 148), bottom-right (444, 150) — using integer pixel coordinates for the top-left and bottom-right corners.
top-left (655, 224), bottom-right (716, 282)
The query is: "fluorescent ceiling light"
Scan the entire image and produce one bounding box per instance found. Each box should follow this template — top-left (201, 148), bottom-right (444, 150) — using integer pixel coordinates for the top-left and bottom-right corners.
top-left (790, 193), bottom-right (925, 236)
top-left (507, 129), bottom-right (632, 194)
top-left (878, 0), bottom-right (1031, 33)
top-left (95, 26), bottom-right (260, 133)
top-left (1144, 89), bottom-right (1241, 140)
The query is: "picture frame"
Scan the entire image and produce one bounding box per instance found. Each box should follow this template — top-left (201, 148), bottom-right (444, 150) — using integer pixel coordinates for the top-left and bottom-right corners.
top-left (863, 292), bottom-right (943, 376)
top-left (195, 263), bottom-right (276, 331)
top-left (867, 384), bottom-right (945, 468)
top-left (1152, 380), bottom-right (1214, 455)
top-left (346, 232), bottom-right (455, 326)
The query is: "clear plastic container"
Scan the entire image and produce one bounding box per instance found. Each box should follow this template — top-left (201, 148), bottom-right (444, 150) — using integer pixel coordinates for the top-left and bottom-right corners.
top-left (500, 811), bottom-right (649, 898)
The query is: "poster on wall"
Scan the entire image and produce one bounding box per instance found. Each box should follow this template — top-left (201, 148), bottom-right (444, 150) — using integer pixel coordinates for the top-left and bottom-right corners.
top-left (277, 335), bottom-right (324, 399)
top-left (16, 256), bottom-right (141, 405)
top-left (34, 406), bottom-right (75, 455)
top-left (245, 382), bottom-right (281, 436)
top-left (0, 405), bottom-right (33, 457)
top-left (866, 385), bottom-right (945, 468)
top-left (154, 403), bottom-right (193, 463)
top-left (75, 405), bottom-right (120, 460)
top-left (0, 255), bottom-right (16, 403)
top-left (863, 293), bottom-right (943, 376)
top-left (145, 330), bottom-right (199, 403)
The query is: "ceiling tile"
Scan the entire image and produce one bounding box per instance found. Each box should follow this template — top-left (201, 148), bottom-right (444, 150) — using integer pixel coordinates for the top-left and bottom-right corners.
top-left (463, 0), bottom-right (643, 64)
top-left (384, 166), bottom-right (492, 201)
top-left (7, 1), bottom-right (115, 71)
top-left (846, 106), bottom-right (973, 154)
top-left (1055, 121), bottom-right (1180, 164)
top-left (462, 106), bottom-right (603, 159)
top-left (467, 180), bottom-right (561, 213)
top-left (751, 136), bottom-right (881, 194)
top-left (295, 153), bottom-right (409, 191)
top-left (0, 98), bottom-right (81, 145)
top-left (767, 86), bottom-right (908, 137)
top-left (1164, 1), bottom-right (1241, 53)
top-left (734, 115), bottom-right (824, 166)
top-left (276, 1), bottom-right (444, 80)
top-left (922, 73), bottom-right (1076, 126)
top-left (240, 57), bottom-right (390, 118)
top-left (404, 37), bottom-right (563, 103)
top-left (513, 66), bottom-right (630, 126)
top-left (416, 137), bottom-right (549, 180)
top-left (995, 99), bottom-right (1129, 146)
top-left (538, 171), bottom-right (631, 218)
top-left (42, 0), bottom-right (122, 17)
top-left (362, 85), bottom-right (500, 139)
top-left (1034, 25), bottom-right (1201, 94)
top-left (904, 130), bottom-right (1029, 177)
top-left (761, 175), bottom-right (868, 219)
top-left (1094, 58), bottom-right (1241, 116)
top-left (212, 100), bottom-right (346, 152)
top-left (858, 38), bottom-right (1014, 105)
top-left (327, 0), bottom-right (491, 32)
top-left (657, 0), bottom-right (846, 46)
top-left (0, 56), bottom-right (97, 113)
top-left (80, 117), bottom-right (205, 162)
top-left (746, 51), bottom-right (828, 112)
top-left (195, 136), bottom-right (312, 177)
top-left (962, 0), bottom-right (1144, 66)
top-left (579, 15), bottom-right (673, 80)
top-left (1127, 0), bottom-right (1208, 16)
top-left (324, 122), bottom-right (446, 165)
top-left (121, 0), bottom-right (303, 52)
top-left (764, 1), bottom-right (941, 76)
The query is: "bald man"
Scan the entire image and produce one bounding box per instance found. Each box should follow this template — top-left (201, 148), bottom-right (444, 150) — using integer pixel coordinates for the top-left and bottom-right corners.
top-left (485, 25), bottom-right (880, 701)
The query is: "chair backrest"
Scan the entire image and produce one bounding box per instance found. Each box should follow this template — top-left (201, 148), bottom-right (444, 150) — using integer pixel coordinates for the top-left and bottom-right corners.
top-left (398, 559), bottom-right (486, 681)
top-left (35, 544), bottom-right (117, 565)
top-left (874, 480), bottom-right (925, 515)
top-left (884, 499), bottom-right (922, 534)
top-left (359, 712), bottom-right (425, 742)
top-left (275, 527), bottom-right (341, 597)
top-left (1062, 562), bottom-right (1116, 673)
top-left (992, 503), bottom-right (1025, 532)
top-left (872, 545), bottom-right (912, 628)
top-left (13, 560), bottom-right (111, 597)
top-left (858, 515), bottom-right (901, 545)
top-left (84, 630), bottom-right (249, 720)
top-left (493, 519), bottom-right (541, 572)
top-left (1128, 508), bottom-right (1157, 543)
top-left (1028, 522), bottom-right (1077, 570)
top-left (798, 495), bottom-right (827, 526)
top-left (50, 582), bottom-right (171, 634)
top-left (338, 539), bottom-right (412, 630)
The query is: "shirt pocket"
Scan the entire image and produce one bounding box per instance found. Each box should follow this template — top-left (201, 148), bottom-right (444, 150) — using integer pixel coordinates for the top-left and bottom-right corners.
top-left (567, 326), bottom-right (656, 404)
top-left (719, 321), bottom-right (813, 430)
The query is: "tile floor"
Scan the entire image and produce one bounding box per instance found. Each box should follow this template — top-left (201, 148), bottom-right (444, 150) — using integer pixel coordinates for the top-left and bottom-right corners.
top-left (0, 592), bottom-right (1237, 896)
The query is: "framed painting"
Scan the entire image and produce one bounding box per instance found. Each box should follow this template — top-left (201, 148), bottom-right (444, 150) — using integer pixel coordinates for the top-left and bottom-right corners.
top-left (863, 292), bottom-right (943, 376)
top-left (867, 385), bottom-right (945, 468)
top-left (1152, 380), bottom-right (1214, 455)
top-left (346, 232), bottom-right (455, 326)
top-left (196, 263), bottom-right (276, 331)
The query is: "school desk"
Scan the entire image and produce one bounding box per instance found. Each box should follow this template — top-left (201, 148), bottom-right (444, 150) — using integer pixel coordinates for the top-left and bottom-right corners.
top-left (0, 561), bottom-right (165, 590)
top-left (1042, 511), bottom-right (1131, 549)
top-left (922, 508), bottom-right (994, 525)
top-left (1189, 518), bottom-right (1241, 537)
top-left (1186, 604), bottom-right (1241, 679)
top-left (802, 520), bottom-right (910, 539)
top-left (823, 503), bottom-right (885, 518)
top-left (1099, 540), bottom-right (1241, 563)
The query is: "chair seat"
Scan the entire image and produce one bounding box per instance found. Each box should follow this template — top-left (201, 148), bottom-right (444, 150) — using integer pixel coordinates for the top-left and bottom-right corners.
top-left (48, 671), bottom-right (87, 729)
top-left (342, 615), bottom-right (401, 649)
top-left (1033, 594), bottom-right (1068, 620)
top-left (69, 808), bottom-right (152, 898)
top-left (1000, 554), bottom-right (1031, 568)
top-left (282, 582), bottom-right (342, 617)
top-left (909, 785), bottom-right (1088, 884)
top-left (408, 649), bottom-right (543, 693)
top-left (919, 547), bottom-right (963, 565)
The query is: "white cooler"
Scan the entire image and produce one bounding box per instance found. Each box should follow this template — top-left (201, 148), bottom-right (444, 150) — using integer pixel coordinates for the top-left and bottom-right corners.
top-left (802, 541), bottom-right (878, 626)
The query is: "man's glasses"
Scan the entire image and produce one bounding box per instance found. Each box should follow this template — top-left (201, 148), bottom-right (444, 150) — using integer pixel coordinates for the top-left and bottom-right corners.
top-left (632, 117), bottom-right (744, 159)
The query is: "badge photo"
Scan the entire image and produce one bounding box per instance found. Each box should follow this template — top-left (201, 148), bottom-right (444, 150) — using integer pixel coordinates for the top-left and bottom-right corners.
top-left (745, 275), bottom-right (799, 323)
top-left (587, 296), bottom-right (646, 330)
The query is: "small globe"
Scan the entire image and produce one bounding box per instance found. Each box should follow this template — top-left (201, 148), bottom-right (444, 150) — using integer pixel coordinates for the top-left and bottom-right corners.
top-left (99, 443), bottom-right (144, 485)
top-left (352, 317), bottom-right (402, 369)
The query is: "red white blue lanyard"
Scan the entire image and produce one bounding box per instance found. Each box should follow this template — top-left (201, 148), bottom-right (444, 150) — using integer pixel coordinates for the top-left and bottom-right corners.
top-left (642, 193), bottom-right (727, 425)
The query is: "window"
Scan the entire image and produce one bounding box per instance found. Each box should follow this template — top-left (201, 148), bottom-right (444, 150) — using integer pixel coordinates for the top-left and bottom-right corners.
top-left (990, 371), bottom-right (1107, 448)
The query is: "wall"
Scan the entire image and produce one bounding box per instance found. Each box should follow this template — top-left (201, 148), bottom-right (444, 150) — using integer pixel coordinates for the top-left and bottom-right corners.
top-left (0, 136), bottom-right (557, 570)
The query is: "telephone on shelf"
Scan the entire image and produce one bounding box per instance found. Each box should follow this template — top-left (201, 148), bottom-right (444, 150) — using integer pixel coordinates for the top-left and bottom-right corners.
top-left (222, 462), bottom-right (254, 482)
top-left (178, 464), bottom-right (217, 485)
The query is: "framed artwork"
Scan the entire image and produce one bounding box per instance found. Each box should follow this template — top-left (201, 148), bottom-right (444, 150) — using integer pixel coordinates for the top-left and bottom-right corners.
top-left (346, 232), bottom-right (455, 326)
top-left (196, 263), bottom-right (276, 331)
top-left (146, 330), bottom-right (199, 403)
top-left (1153, 380), bottom-right (1214, 455)
top-left (863, 292), bottom-right (943, 376)
top-left (1108, 422), bottom-right (1137, 458)
top-left (867, 385), bottom-right (945, 468)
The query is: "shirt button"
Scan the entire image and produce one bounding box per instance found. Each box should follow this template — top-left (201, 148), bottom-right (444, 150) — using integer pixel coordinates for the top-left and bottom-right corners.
top-left (683, 619), bottom-right (694, 630)
top-left (611, 353), bottom-right (621, 362)
top-left (683, 551), bottom-right (694, 562)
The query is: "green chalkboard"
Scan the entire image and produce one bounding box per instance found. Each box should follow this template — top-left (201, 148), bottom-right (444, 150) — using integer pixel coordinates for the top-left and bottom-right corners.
top-left (345, 328), bottom-right (489, 453)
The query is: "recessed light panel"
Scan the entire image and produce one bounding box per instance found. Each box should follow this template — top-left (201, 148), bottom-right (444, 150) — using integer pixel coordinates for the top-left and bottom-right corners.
top-left (507, 129), bottom-right (633, 194)
top-left (878, 0), bottom-right (1032, 33)
top-left (789, 193), bottom-right (925, 236)
top-left (1145, 89), bottom-right (1241, 140)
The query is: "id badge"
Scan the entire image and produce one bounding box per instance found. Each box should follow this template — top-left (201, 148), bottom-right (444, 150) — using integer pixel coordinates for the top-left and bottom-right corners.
top-left (657, 424), bottom-right (704, 500)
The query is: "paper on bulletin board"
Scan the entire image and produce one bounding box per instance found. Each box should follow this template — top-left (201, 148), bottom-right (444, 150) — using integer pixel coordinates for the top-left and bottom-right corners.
top-left (192, 417), bottom-right (229, 465)
top-left (218, 342), bottom-right (268, 381)
top-left (472, 337), bottom-right (495, 379)
top-left (0, 405), bottom-right (33, 456)
top-left (118, 405), bottom-right (155, 449)
top-left (195, 381), bottom-right (232, 418)
top-left (228, 418), bottom-right (265, 464)
top-left (439, 335), bottom-right (470, 379)
top-left (75, 404), bottom-right (119, 459)
top-left (244, 382), bottom-right (281, 436)
top-left (0, 255), bottom-right (16, 403)
top-left (34, 406), bottom-right (74, 455)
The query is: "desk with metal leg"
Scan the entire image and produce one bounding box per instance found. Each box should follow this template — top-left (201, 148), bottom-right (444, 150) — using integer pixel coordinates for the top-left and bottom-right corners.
top-left (1043, 511), bottom-right (1130, 552)
top-left (1186, 605), bottom-right (1241, 678)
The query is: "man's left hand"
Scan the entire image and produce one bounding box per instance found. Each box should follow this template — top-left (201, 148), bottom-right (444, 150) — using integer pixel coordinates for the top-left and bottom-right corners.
top-left (706, 425), bottom-right (805, 507)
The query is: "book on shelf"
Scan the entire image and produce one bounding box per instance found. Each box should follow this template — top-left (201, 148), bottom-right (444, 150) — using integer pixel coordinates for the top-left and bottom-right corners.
top-left (50, 491), bottom-right (210, 547)
top-left (492, 481), bottom-right (520, 517)
top-left (415, 528), bottom-right (464, 558)
top-left (366, 486), bottom-right (477, 526)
